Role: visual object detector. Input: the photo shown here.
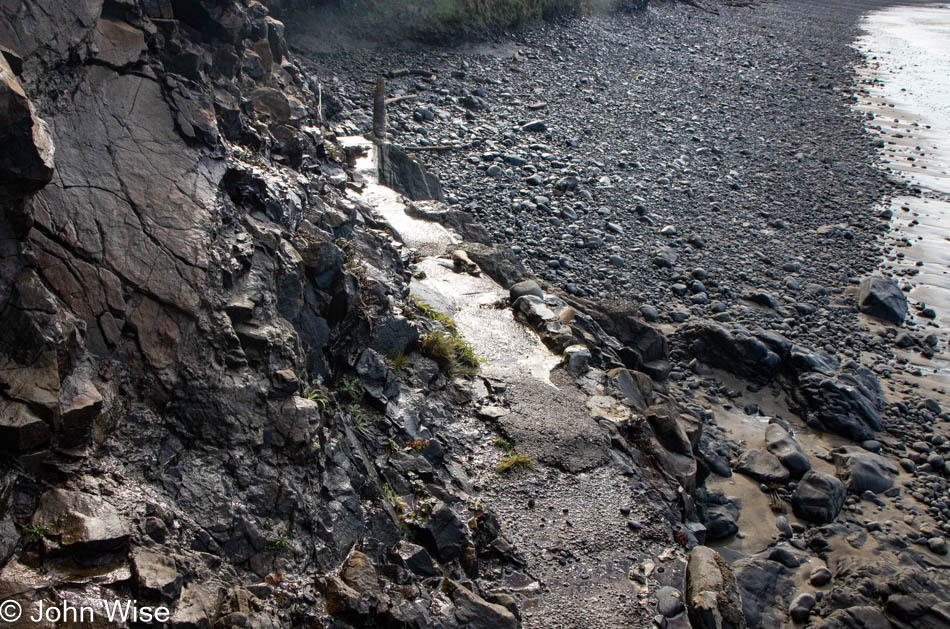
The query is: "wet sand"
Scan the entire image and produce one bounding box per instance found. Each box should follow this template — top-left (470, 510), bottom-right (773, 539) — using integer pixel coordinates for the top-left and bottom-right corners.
top-left (854, 2), bottom-right (950, 401)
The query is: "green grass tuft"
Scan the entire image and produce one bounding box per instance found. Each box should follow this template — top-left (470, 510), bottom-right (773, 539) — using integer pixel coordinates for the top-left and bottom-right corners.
top-left (412, 297), bottom-right (484, 377)
top-left (388, 353), bottom-right (410, 377)
top-left (497, 453), bottom-right (535, 473)
top-left (494, 437), bottom-right (514, 454)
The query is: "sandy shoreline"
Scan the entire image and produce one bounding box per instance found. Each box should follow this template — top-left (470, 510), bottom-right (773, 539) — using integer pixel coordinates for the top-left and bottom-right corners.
top-left (307, 1), bottom-right (950, 625)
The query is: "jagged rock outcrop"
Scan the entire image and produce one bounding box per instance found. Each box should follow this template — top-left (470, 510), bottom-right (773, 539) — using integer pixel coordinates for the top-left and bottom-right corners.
top-left (0, 54), bottom-right (54, 205)
top-left (675, 321), bottom-right (887, 442)
top-left (0, 1), bottom-right (528, 625)
top-left (677, 321), bottom-right (783, 384)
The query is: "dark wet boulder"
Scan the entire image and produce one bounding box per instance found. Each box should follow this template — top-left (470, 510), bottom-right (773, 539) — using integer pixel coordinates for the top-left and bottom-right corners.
top-left (765, 423), bottom-right (811, 478)
top-left (791, 471), bottom-right (845, 523)
top-left (677, 321), bottom-right (783, 384)
top-left (789, 364), bottom-right (884, 442)
top-left (789, 592), bottom-right (817, 623)
top-left (858, 276), bottom-right (907, 325)
top-left (704, 503), bottom-right (740, 542)
top-left (735, 449), bottom-right (789, 484)
top-left (832, 446), bottom-right (897, 494)
top-left (733, 557), bottom-right (795, 629)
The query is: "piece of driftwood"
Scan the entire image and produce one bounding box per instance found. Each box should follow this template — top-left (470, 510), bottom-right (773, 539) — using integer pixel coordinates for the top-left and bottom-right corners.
top-left (402, 145), bottom-right (457, 153)
top-left (386, 68), bottom-right (437, 79)
top-left (385, 94), bottom-right (418, 105)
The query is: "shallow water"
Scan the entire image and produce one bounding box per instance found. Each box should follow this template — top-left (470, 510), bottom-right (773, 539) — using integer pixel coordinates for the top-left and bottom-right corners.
top-left (854, 3), bottom-right (950, 396)
top-left (340, 136), bottom-right (561, 386)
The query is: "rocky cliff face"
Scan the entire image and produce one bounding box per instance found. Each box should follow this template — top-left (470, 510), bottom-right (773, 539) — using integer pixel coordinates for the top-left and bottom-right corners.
top-left (0, 1), bottom-right (539, 625)
top-left (0, 1), bottom-right (694, 626)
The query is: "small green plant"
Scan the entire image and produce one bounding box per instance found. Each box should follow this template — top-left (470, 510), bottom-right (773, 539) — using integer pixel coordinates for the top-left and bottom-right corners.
top-left (388, 353), bottom-right (410, 377)
top-left (351, 404), bottom-right (372, 431)
top-left (421, 332), bottom-right (456, 371)
top-left (494, 437), bottom-right (515, 454)
top-left (302, 377), bottom-right (330, 411)
top-left (400, 521), bottom-right (418, 542)
top-left (337, 376), bottom-right (364, 403)
top-left (383, 484), bottom-right (409, 514)
top-left (21, 523), bottom-right (46, 543)
top-left (409, 297), bottom-right (458, 334)
top-left (453, 337), bottom-right (484, 376)
top-left (412, 298), bottom-right (483, 376)
top-left (497, 453), bottom-right (535, 473)
top-left (267, 536), bottom-right (290, 552)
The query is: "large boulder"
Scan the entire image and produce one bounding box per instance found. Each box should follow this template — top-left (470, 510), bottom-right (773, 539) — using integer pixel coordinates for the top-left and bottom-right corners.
top-left (735, 449), bottom-right (790, 484)
top-left (423, 503), bottom-right (470, 562)
top-left (31, 488), bottom-right (130, 551)
top-left (445, 579), bottom-right (519, 629)
top-left (858, 276), bottom-right (907, 325)
top-left (685, 546), bottom-right (746, 629)
top-left (765, 423), bottom-right (811, 478)
top-left (791, 471), bottom-right (845, 523)
top-left (131, 549), bottom-right (182, 603)
top-left (790, 364), bottom-right (885, 441)
top-left (832, 447), bottom-right (897, 494)
top-left (678, 322), bottom-right (783, 384)
top-left (704, 503), bottom-right (740, 542)
top-left (732, 558), bottom-right (795, 629)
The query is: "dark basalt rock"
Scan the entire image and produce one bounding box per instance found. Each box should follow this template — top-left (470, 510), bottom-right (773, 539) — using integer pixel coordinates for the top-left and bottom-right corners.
top-left (0, 55), bottom-right (54, 205)
top-left (832, 446), bottom-right (897, 494)
top-left (765, 423), bottom-right (811, 478)
top-left (790, 364), bottom-right (885, 442)
top-left (379, 145), bottom-right (445, 202)
top-left (677, 321), bottom-right (783, 384)
top-left (858, 276), bottom-right (907, 325)
top-left (791, 471), bottom-right (845, 524)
